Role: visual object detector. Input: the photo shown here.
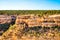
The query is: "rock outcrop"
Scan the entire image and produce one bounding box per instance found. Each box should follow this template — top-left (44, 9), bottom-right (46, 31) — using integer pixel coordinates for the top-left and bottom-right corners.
top-left (0, 15), bottom-right (16, 35)
top-left (16, 15), bottom-right (42, 27)
top-left (0, 23), bottom-right (60, 40)
top-left (16, 14), bottom-right (60, 27)
top-left (0, 15), bottom-right (16, 24)
top-left (0, 14), bottom-right (60, 40)
top-left (0, 15), bottom-right (11, 24)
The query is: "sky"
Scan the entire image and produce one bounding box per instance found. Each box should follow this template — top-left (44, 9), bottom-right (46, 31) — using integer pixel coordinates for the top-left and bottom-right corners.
top-left (0, 0), bottom-right (60, 10)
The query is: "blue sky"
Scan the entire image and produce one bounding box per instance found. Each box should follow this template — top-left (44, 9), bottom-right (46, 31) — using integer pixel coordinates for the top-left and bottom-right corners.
top-left (0, 0), bottom-right (60, 10)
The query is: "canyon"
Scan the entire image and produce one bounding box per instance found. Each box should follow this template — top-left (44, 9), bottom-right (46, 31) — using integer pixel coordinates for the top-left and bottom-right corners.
top-left (0, 14), bottom-right (60, 40)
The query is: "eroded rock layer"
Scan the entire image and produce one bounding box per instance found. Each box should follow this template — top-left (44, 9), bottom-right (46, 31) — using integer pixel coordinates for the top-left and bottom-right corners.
top-left (16, 14), bottom-right (60, 27)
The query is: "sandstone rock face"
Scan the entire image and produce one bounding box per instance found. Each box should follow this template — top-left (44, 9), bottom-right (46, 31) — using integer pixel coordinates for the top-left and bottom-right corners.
top-left (0, 15), bottom-right (16, 35)
top-left (16, 15), bottom-right (60, 27)
top-left (0, 15), bottom-right (16, 24)
top-left (0, 15), bottom-right (12, 24)
top-left (42, 15), bottom-right (60, 27)
top-left (0, 15), bottom-right (60, 40)
top-left (0, 24), bottom-right (60, 40)
top-left (16, 15), bottom-right (42, 27)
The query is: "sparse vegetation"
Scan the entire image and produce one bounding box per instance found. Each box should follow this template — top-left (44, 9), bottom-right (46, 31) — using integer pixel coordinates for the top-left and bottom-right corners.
top-left (0, 10), bottom-right (60, 16)
top-left (0, 10), bottom-right (60, 40)
top-left (0, 24), bottom-right (60, 40)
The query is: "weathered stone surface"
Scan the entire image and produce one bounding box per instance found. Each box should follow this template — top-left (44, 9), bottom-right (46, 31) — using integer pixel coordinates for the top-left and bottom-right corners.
top-left (16, 15), bottom-right (42, 27)
top-left (0, 15), bottom-right (16, 24)
top-left (0, 15), bottom-right (16, 35)
top-left (16, 15), bottom-right (60, 27)
top-left (0, 24), bottom-right (60, 40)
top-left (0, 15), bottom-right (11, 24)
